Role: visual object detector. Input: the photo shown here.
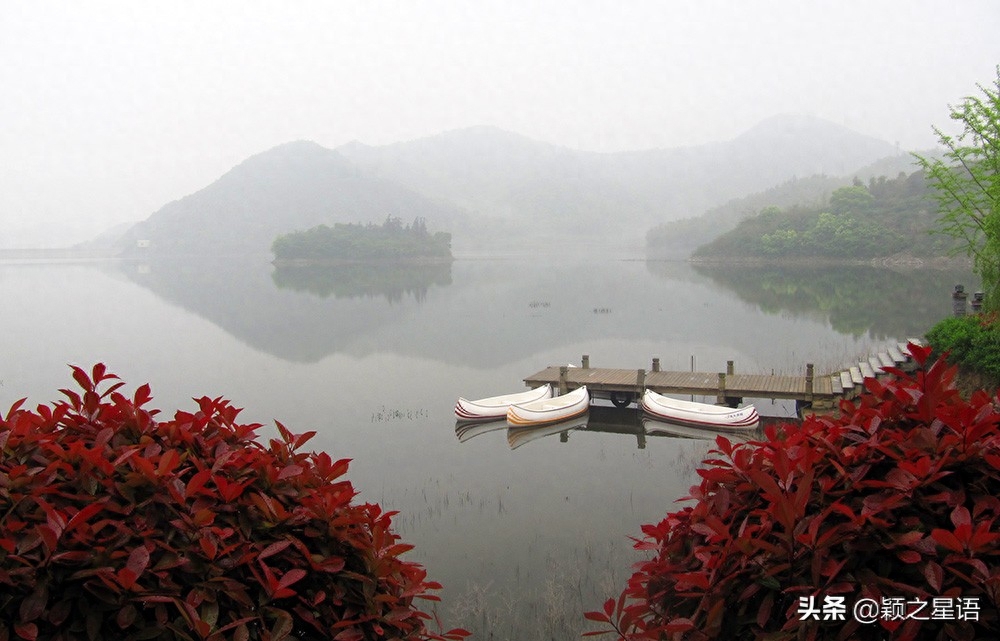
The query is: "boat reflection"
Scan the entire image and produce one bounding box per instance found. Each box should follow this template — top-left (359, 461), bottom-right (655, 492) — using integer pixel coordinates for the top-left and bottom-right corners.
top-left (641, 417), bottom-right (759, 442)
top-left (506, 414), bottom-right (589, 450)
top-left (454, 418), bottom-right (509, 443)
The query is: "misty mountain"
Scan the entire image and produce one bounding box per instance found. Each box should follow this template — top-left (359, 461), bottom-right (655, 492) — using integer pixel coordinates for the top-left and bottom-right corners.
top-left (338, 115), bottom-right (900, 248)
top-left (115, 141), bottom-right (465, 256)
top-left (113, 116), bottom-right (901, 256)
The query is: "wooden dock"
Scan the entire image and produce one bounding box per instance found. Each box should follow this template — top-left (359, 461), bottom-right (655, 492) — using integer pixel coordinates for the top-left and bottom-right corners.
top-left (523, 342), bottom-right (921, 412)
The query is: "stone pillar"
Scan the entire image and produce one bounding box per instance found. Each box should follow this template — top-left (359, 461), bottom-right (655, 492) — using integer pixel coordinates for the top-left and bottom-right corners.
top-left (953, 284), bottom-right (968, 317)
top-left (972, 292), bottom-right (985, 314)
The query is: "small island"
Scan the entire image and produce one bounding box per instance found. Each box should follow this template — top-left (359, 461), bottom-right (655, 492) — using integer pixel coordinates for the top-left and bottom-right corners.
top-left (271, 216), bottom-right (452, 264)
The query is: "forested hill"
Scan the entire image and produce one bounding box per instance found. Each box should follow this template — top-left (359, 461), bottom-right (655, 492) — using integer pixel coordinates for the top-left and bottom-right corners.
top-left (646, 153), bottom-right (921, 259)
top-left (690, 171), bottom-right (963, 262)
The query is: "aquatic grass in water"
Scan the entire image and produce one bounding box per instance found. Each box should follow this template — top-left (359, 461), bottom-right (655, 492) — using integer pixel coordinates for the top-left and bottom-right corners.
top-left (370, 405), bottom-right (430, 423)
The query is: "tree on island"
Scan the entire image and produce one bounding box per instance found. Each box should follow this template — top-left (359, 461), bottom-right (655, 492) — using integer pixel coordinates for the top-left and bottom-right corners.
top-left (915, 66), bottom-right (1000, 309)
top-left (272, 216), bottom-right (452, 263)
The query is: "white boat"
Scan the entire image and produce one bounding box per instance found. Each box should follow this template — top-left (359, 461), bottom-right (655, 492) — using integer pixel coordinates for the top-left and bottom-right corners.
top-left (641, 389), bottom-right (759, 429)
top-left (455, 384), bottom-right (552, 421)
top-left (506, 386), bottom-right (590, 427)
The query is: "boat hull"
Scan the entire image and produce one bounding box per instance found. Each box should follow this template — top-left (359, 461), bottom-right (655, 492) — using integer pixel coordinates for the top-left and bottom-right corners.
top-left (641, 389), bottom-right (759, 429)
top-left (506, 386), bottom-right (590, 427)
top-left (455, 384), bottom-right (552, 420)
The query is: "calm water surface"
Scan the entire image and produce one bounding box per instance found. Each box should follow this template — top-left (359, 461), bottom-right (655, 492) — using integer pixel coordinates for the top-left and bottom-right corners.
top-left (0, 256), bottom-right (972, 639)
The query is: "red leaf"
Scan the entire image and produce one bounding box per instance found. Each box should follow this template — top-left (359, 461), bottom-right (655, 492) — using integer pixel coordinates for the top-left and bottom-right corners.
top-left (258, 540), bottom-right (292, 560)
top-left (924, 562), bottom-right (944, 592)
top-left (157, 449), bottom-right (181, 477)
top-left (4, 397), bottom-right (26, 421)
top-left (126, 545), bottom-right (150, 577)
top-left (930, 529), bottom-right (965, 554)
top-left (664, 618), bottom-right (695, 633)
top-left (200, 536), bottom-right (217, 560)
top-left (293, 430), bottom-right (317, 450)
top-left (275, 421), bottom-right (294, 445)
top-left (269, 609), bottom-right (294, 640)
top-left (13, 623), bottom-right (37, 641)
top-left (19, 585), bottom-right (48, 623)
top-left (186, 469), bottom-right (212, 499)
top-left (907, 342), bottom-right (932, 366)
top-left (133, 383), bottom-right (153, 408)
top-left (277, 568), bottom-right (307, 591)
top-left (277, 465), bottom-right (304, 481)
top-left (70, 365), bottom-right (93, 393)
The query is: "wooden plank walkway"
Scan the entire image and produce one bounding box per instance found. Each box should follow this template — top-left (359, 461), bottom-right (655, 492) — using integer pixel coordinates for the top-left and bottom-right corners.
top-left (523, 341), bottom-right (923, 410)
top-left (522, 365), bottom-right (832, 404)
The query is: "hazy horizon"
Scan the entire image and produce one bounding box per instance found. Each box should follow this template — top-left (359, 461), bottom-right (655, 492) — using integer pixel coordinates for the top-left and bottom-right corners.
top-left (2, 0), bottom-right (998, 248)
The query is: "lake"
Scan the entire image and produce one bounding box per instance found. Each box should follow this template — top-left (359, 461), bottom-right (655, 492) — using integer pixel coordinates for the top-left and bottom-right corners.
top-left (0, 255), bottom-right (973, 639)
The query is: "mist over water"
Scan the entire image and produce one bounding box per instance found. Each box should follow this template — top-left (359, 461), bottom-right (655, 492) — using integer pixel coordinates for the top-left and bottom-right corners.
top-left (0, 255), bottom-right (970, 638)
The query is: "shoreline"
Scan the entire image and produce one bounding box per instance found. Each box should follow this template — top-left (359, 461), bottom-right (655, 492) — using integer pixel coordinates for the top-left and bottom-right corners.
top-left (685, 253), bottom-right (972, 269)
top-left (271, 256), bottom-right (454, 267)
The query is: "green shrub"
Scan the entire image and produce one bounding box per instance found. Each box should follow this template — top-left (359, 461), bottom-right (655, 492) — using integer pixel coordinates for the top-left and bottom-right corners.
top-left (0, 364), bottom-right (468, 641)
top-left (926, 314), bottom-right (1000, 379)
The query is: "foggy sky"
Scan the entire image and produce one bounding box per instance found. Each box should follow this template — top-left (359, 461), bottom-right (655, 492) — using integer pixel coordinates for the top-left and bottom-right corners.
top-left (2, 0), bottom-right (999, 248)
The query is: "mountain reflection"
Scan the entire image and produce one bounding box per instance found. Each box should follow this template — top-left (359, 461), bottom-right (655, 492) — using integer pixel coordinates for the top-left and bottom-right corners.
top-left (118, 256), bottom-right (957, 368)
top-left (684, 262), bottom-right (977, 339)
top-left (120, 255), bottom-right (455, 364)
top-left (271, 262), bottom-right (452, 303)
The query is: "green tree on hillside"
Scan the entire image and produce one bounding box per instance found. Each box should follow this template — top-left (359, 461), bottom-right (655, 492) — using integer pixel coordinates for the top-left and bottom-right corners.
top-left (829, 185), bottom-right (875, 215)
top-left (915, 66), bottom-right (1000, 308)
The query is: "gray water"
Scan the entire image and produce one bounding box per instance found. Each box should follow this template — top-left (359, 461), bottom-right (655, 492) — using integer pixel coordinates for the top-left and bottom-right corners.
top-left (0, 256), bottom-right (971, 639)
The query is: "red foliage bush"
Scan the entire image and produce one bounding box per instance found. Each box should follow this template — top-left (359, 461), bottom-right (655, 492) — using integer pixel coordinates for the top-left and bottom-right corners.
top-left (587, 345), bottom-right (1000, 640)
top-left (0, 364), bottom-right (468, 641)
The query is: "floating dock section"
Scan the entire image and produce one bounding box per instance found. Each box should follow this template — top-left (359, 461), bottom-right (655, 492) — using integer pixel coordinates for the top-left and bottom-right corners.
top-left (523, 342), bottom-right (921, 413)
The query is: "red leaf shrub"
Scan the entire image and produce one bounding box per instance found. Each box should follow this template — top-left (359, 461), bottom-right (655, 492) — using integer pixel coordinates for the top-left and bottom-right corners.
top-left (587, 344), bottom-right (1000, 640)
top-left (0, 364), bottom-right (469, 641)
